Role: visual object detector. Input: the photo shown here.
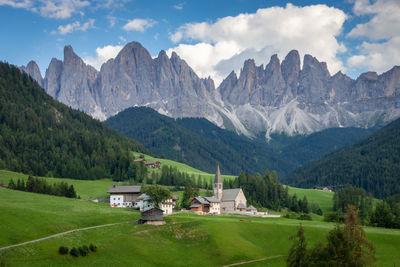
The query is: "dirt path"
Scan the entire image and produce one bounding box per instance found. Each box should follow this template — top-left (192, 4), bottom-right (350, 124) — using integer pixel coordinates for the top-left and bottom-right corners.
top-left (0, 222), bottom-right (127, 251)
top-left (222, 255), bottom-right (285, 266)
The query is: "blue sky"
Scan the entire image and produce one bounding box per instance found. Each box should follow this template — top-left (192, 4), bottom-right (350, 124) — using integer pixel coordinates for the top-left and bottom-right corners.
top-left (1, 0), bottom-right (399, 85)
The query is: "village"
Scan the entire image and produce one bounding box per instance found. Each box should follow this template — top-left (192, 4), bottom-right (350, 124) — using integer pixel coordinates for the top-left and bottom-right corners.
top-left (107, 164), bottom-right (279, 225)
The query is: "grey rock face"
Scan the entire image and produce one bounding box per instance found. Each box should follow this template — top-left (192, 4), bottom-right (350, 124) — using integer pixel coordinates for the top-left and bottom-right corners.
top-left (19, 61), bottom-right (43, 87)
top-left (24, 41), bottom-right (400, 140)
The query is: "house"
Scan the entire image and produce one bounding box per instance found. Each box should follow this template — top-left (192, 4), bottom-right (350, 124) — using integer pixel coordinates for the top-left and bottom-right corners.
top-left (108, 185), bottom-right (141, 208)
top-left (214, 165), bottom-right (247, 212)
top-left (144, 161), bottom-right (161, 169)
top-left (139, 207), bottom-right (165, 225)
top-left (190, 196), bottom-right (221, 215)
top-left (135, 193), bottom-right (179, 215)
top-left (133, 158), bottom-right (146, 163)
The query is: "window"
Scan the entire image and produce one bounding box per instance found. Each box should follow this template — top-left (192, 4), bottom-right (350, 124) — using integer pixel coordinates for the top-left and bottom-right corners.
top-left (219, 184), bottom-right (221, 189)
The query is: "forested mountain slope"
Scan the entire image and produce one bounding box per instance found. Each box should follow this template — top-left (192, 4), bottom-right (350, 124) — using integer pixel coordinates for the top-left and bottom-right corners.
top-left (106, 106), bottom-right (376, 175)
top-left (283, 118), bottom-right (400, 198)
top-left (0, 62), bottom-right (146, 180)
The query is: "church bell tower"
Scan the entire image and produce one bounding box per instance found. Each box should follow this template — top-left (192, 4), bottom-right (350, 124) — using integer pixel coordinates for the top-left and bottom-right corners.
top-left (214, 164), bottom-right (223, 200)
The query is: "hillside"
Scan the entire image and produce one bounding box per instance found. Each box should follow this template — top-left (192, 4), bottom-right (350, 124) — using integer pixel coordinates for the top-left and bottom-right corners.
top-left (106, 106), bottom-right (375, 175)
top-left (284, 117), bottom-right (400, 198)
top-left (1, 190), bottom-right (399, 266)
top-left (0, 62), bottom-right (146, 180)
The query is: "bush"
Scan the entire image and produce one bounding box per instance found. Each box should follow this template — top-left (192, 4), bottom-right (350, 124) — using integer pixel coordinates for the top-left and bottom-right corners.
top-left (324, 211), bottom-right (343, 222)
top-left (70, 247), bottom-right (79, 257)
top-left (78, 246), bottom-right (89, 256)
top-left (298, 214), bottom-right (312, 221)
top-left (58, 246), bottom-right (69, 255)
top-left (89, 244), bottom-right (97, 252)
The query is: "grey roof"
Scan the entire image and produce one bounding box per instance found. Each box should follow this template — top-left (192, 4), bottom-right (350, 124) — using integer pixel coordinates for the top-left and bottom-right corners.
top-left (204, 197), bottom-right (220, 203)
top-left (107, 185), bottom-right (141, 194)
top-left (190, 203), bottom-right (201, 208)
top-left (237, 203), bottom-right (246, 209)
top-left (214, 164), bottom-right (222, 184)
top-left (194, 196), bottom-right (209, 205)
top-left (221, 188), bottom-right (242, 201)
top-left (247, 205), bottom-right (257, 210)
top-left (172, 195), bottom-right (179, 200)
top-left (137, 193), bottom-right (151, 201)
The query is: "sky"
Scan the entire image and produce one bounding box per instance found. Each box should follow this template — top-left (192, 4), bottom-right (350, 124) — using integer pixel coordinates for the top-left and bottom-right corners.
top-left (1, 0), bottom-right (399, 86)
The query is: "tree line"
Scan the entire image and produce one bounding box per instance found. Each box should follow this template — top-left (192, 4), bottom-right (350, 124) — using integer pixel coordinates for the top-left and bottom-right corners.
top-left (328, 186), bottom-right (400, 229)
top-left (8, 176), bottom-right (77, 198)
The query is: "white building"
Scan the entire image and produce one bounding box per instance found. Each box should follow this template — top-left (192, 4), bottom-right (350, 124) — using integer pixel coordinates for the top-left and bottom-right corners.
top-left (108, 185), bottom-right (141, 208)
top-left (135, 193), bottom-right (178, 215)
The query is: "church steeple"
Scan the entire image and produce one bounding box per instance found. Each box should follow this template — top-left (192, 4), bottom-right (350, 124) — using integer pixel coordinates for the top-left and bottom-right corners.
top-left (214, 164), bottom-right (223, 200)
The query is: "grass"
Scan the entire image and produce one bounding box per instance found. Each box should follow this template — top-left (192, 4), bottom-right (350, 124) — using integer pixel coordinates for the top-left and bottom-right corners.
top-left (1, 211), bottom-right (399, 266)
top-left (132, 152), bottom-right (237, 182)
top-left (288, 186), bottom-right (334, 213)
top-left (0, 188), bottom-right (139, 247)
top-left (0, 170), bottom-right (117, 199)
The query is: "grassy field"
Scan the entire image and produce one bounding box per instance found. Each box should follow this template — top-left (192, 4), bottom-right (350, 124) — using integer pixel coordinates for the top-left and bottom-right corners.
top-left (132, 152), bottom-right (237, 182)
top-left (1, 210), bottom-right (399, 267)
top-left (0, 170), bottom-right (119, 200)
top-left (288, 186), bottom-right (334, 213)
top-left (0, 188), bottom-right (139, 247)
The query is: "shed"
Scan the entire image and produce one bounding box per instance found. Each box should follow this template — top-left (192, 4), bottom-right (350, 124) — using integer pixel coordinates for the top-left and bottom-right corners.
top-left (139, 207), bottom-right (165, 225)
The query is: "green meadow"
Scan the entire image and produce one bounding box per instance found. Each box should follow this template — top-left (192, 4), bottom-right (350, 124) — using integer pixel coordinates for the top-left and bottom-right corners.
top-left (287, 186), bottom-right (334, 213)
top-left (1, 191), bottom-right (399, 267)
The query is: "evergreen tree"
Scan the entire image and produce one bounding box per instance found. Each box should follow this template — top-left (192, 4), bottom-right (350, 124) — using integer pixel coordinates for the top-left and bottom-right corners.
top-left (287, 224), bottom-right (309, 267)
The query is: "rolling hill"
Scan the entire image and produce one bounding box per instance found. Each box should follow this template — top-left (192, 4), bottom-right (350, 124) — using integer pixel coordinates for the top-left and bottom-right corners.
top-left (284, 117), bottom-right (400, 198)
top-left (0, 62), bottom-right (146, 180)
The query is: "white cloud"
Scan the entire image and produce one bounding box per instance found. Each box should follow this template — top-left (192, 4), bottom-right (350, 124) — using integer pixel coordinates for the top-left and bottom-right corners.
top-left (173, 3), bottom-right (184, 10)
top-left (122, 18), bottom-right (157, 32)
top-left (53, 18), bottom-right (95, 35)
top-left (0, 0), bottom-right (32, 8)
top-left (0, 0), bottom-right (89, 19)
top-left (168, 3), bottom-right (347, 86)
top-left (347, 37), bottom-right (400, 73)
top-left (348, 0), bottom-right (400, 41)
top-left (83, 44), bottom-right (123, 70)
top-left (346, 0), bottom-right (400, 73)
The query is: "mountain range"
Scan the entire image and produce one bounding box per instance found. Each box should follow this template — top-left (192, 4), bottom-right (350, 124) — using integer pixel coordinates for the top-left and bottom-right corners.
top-left (20, 41), bottom-right (400, 141)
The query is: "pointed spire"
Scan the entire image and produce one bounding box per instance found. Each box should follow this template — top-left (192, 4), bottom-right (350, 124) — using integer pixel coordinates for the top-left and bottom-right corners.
top-left (214, 164), bottom-right (222, 184)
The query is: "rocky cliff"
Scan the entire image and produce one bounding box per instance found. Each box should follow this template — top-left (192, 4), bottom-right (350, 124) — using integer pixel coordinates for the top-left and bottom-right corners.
top-left (21, 42), bottom-right (400, 140)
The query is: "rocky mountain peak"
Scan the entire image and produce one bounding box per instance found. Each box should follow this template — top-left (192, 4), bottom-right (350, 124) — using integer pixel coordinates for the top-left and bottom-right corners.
top-left (281, 50), bottom-right (300, 93)
top-left (20, 60), bottom-right (43, 87)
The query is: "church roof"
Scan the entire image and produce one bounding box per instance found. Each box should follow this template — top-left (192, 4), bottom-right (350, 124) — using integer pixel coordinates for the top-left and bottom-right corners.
top-left (214, 164), bottom-right (222, 184)
top-left (221, 188), bottom-right (242, 201)
top-left (204, 197), bottom-right (220, 203)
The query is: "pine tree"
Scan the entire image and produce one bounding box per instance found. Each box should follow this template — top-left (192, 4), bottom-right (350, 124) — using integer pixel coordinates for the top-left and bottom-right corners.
top-left (287, 224), bottom-right (309, 267)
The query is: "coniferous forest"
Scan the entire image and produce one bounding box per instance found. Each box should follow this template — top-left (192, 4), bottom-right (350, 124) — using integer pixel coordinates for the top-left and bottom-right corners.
top-left (0, 62), bottom-right (147, 180)
top-left (284, 117), bottom-right (400, 198)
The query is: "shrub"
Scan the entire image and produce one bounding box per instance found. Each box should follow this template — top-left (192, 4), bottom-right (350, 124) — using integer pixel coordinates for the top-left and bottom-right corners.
top-left (298, 214), bottom-right (312, 221)
top-left (70, 247), bottom-right (79, 257)
top-left (324, 211), bottom-right (344, 223)
top-left (78, 246), bottom-right (89, 256)
top-left (58, 246), bottom-right (69, 255)
top-left (89, 244), bottom-right (97, 252)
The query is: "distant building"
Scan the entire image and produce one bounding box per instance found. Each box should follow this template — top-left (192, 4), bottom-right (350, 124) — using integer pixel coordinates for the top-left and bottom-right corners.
top-left (313, 186), bottom-right (333, 192)
top-left (108, 185), bottom-right (141, 208)
top-left (190, 196), bottom-right (221, 215)
top-left (139, 207), bottom-right (165, 225)
top-left (214, 165), bottom-right (248, 212)
top-left (135, 193), bottom-right (178, 215)
top-left (133, 158), bottom-right (161, 169)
